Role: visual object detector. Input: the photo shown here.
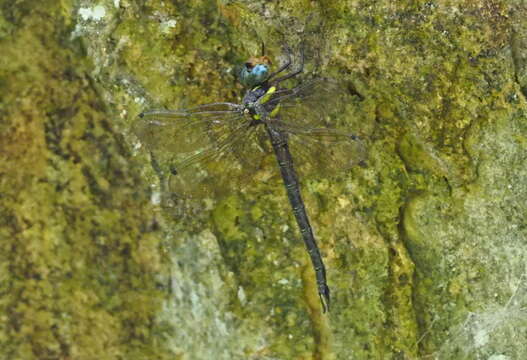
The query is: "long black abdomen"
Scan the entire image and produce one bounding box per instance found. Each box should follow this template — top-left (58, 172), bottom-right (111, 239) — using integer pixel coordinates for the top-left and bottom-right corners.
top-left (266, 126), bottom-right (330, 313)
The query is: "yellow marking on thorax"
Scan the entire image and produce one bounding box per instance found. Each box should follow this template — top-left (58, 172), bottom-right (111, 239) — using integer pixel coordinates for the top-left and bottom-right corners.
top-left (259, 86), bottom-right (276, 104)
top-left (269, 103), bottom-right (281, 118)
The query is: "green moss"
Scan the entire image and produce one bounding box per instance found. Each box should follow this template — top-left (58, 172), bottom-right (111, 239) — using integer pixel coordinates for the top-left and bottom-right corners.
top-left (0, 1), bottom-right (173, 358)
top-left (3, 0), bottom-right (527, 359)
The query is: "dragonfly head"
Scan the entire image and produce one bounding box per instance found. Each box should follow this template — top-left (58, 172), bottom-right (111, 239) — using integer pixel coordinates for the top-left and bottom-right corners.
top-left (239, 56), bottom-right (271, 88)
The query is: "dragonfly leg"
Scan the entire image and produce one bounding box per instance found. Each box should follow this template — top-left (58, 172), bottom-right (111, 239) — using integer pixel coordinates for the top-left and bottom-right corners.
top-left (266, 44), bottom-right (293, 81)
top-left (270, 43), bottom-right (305, 85)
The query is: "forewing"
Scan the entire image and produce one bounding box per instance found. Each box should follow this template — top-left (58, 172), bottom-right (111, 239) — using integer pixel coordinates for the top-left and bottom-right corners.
top-left (133, 103), bottom-right (270, 198)
top-left (268, 78), bottom-right (367, 179)
top-left (133, 103), bottom-right (242, 154)
top-left (267, 77), bottom-right (352, 129)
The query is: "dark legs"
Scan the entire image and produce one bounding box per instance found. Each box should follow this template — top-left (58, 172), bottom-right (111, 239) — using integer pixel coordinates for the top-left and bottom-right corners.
top-left (267, 44), bottom-right (305, 86)
top-left (266, 46), bottom-right (292, 80)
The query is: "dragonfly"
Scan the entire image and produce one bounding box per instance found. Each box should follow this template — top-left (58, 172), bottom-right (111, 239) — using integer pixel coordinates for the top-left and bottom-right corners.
top-left (134, 46), bottom-right (365, 313)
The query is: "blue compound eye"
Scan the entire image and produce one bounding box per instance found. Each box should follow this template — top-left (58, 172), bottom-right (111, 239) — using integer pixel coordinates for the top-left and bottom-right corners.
top-left (240, 61), bottom-right (270, 88)
top-left (252, 64), bottom-right (268, 77)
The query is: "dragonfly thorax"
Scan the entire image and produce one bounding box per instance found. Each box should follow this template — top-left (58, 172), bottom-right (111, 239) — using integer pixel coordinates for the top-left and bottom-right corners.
top-left (242, 84), bottom-right (279, 122)
top-left (242, 85), bottom-right (269, 105)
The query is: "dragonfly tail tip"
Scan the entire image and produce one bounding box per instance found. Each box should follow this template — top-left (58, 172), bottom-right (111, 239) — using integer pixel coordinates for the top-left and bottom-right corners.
top-left (319, 286), bottom-right (331, 314)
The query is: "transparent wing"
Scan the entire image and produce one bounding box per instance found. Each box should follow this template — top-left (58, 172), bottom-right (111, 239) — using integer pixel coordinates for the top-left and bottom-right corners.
top-left (267, 78), bottom-right (367, 179)
top-left (272, 120), bottom-right (367, 180)
top-left (267, 77), bottom-right (353, 127)
top-left (133, 103), bottom-right (271, 198)
top-left (134, 103), bottom-right (242, 154)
